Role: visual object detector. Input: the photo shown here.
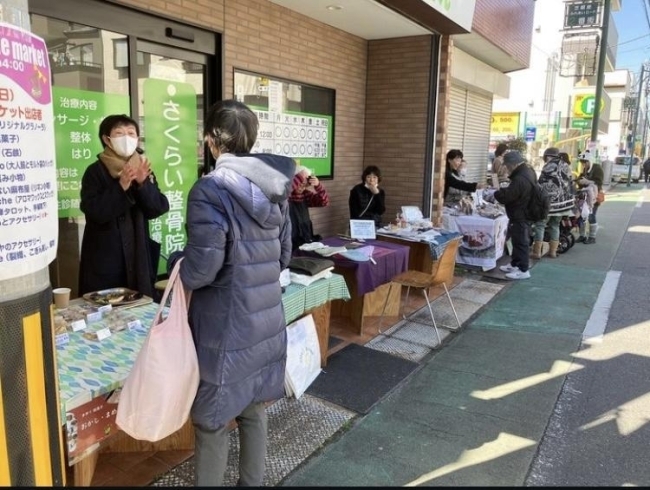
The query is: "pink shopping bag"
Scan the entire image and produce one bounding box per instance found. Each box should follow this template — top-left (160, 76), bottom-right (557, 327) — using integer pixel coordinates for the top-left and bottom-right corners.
top-left (116, 258), bottom-right (199, 441)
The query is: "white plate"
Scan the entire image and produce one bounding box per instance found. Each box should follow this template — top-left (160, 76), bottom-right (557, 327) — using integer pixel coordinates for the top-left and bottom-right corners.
top-left (460, 234), bottom-right (493, 251)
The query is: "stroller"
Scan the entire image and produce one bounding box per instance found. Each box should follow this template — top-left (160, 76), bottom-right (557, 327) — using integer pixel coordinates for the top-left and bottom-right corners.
top-left (536, 187), bottom-right (589, 254)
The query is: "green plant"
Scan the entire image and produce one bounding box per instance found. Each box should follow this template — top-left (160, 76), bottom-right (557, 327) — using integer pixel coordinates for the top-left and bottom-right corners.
top-left (499, 137), bottom-right (527, 153)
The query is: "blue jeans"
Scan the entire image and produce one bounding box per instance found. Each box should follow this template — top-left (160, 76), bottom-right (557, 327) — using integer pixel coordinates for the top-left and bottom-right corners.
top-left (579, 202), bottom-right (600, 238)
top-left (533, 215), bottom-right (562, 242)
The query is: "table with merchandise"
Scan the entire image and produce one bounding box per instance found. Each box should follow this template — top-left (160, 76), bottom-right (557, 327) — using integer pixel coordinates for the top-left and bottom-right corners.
top-left (55, 273), bottom-right (350, 486)
top-left (294, 237), bottom-right (409, 336)
top-left (376, 221), bottom-right (462, 275)
top-left (441, 204), bottom-right (509, 271)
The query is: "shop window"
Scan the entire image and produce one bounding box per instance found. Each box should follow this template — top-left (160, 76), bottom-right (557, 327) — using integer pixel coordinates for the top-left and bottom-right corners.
top-left (234, 69), bottom-right (336, 179)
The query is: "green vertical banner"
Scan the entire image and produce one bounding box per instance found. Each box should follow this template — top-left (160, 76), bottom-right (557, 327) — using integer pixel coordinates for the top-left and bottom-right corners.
top-left (52, 87), bottom-right (130, 218)
top-left (143, 79), bottom-right (197, 274)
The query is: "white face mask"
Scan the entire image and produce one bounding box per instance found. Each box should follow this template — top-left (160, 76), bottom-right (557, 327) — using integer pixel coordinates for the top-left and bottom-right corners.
top-left (110, 135), bottom-right (139, 158)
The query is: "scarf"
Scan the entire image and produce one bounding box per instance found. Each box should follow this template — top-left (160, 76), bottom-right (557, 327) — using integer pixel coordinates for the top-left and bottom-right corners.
top-left (98, 146), bottom-right (141, 178)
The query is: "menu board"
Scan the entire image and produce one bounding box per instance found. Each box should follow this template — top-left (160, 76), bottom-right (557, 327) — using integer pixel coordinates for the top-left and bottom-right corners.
top-left (234, 70), bottom-right (335, 178)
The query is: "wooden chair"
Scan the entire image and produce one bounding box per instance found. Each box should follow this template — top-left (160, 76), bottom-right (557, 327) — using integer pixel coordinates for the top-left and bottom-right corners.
top-left (378, 238), bottom-right (462, 345)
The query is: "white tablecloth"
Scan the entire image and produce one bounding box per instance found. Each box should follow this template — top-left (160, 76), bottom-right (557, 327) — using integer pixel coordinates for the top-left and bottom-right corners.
top-left (442, 214), bottom-right (509, 270)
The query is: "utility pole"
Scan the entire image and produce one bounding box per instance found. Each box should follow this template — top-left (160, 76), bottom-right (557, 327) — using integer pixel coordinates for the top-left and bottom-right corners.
top-left (642, 81), bottom-right (650, 159)
top-left (628, 63), bottom-right (645, 186)
top-left (590, 0), bottom-right (611, 147)
top-left (0, 0), bottom-right (66, 486)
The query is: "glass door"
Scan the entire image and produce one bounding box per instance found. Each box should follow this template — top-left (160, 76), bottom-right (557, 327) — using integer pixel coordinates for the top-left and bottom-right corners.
top-left (134, 41), bottom-right (208, 274)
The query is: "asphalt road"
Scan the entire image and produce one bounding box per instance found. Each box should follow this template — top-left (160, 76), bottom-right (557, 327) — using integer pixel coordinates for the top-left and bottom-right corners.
top-left (526, 182), bottom-right (650, 487)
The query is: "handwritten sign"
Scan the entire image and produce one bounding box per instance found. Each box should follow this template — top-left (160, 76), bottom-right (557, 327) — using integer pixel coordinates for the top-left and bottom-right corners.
top-left (349, 219), bottom-right (376, 240)
top-left (95, 327), bottom-right (111, 342)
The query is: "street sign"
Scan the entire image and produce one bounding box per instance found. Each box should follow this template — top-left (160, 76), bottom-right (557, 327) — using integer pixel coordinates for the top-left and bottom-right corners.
top-left (525, 127), bottom-right (537, 142)
top-left (564, 1), bottom-right (600, 28)
top-left (571, 118), bottom-right (592, 129)
top-left (571, 118), bottom-right (591, 129)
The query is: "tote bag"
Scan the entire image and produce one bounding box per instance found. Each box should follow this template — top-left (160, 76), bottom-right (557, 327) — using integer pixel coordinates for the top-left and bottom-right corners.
top-left (116, 258), bottom-right (199, 442)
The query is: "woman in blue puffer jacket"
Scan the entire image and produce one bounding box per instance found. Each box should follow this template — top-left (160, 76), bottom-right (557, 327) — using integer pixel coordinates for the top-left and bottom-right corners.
top-left (168, 100), bottom-right (294, 486)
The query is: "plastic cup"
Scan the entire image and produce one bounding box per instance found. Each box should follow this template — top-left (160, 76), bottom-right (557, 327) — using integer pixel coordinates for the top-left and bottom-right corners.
top-left (52, 287), bottom-right (71, 309)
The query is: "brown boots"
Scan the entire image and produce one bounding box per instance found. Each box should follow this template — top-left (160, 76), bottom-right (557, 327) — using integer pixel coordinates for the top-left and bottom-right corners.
top-left (530, 241), bottom-right (554, 259)
top-left (548, 240), bottom-right (559, 258)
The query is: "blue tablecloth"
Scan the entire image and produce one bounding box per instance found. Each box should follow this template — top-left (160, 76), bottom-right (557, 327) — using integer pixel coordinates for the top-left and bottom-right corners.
top-left (57, 274), bottom-right (350, 423)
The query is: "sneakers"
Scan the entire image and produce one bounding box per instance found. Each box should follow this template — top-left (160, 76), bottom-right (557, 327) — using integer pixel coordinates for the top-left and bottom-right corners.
top-left (576, 236), bottom-right (586, 243)
top-left (505, 268), bottom-right (531, 280)
top-left (584, 237), bottom-right (596, 244)
top-left (499, 264), bottom-right (518, 273)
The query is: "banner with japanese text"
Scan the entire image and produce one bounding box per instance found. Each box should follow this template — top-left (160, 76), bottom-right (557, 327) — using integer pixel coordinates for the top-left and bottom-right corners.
top-left (143, 79), bottom-right (197, 273)
top-left (53, 87), bottom-right (130, 218)
top-left (0, 22), bottom-right (58, 280)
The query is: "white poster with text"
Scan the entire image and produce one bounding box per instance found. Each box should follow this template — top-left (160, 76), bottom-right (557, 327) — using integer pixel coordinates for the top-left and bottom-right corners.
top-left (0, 22), bottom-right (57, 280)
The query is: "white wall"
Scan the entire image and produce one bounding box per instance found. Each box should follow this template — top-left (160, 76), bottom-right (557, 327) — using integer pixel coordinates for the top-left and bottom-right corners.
top-left (492, 0), bottom-right (625, 155)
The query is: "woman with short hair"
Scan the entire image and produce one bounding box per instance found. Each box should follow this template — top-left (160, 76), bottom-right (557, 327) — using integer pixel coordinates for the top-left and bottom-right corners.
top-left (348, 165), bottom-right (386, 228)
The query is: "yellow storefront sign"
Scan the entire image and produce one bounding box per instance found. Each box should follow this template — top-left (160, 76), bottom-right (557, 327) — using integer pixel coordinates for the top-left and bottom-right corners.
top-left (490, 112), bottom-right (520, 135)
top-left (572, 94), bottom-right (604, 118)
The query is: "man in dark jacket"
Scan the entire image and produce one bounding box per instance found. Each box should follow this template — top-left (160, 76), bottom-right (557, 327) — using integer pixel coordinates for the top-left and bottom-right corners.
top-left (493, 150), bottom-right (536, 280)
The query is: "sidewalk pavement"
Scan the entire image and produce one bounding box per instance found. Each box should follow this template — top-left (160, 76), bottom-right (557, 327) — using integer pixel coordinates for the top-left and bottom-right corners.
top-left (282, 182), bottom-right (641, 487)
top-left (150, 181), bottom-right (643, 487)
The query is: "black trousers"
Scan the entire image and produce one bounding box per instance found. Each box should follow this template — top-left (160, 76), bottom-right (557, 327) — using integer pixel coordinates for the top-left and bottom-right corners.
top-left (509, 220), bottom-right (531, 272)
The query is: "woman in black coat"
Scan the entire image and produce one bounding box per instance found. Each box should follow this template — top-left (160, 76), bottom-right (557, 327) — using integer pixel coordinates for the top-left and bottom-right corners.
top-left (444, 149), bottom-right (483, 206)
top-left (348, 165), bottom-right (386, 228)
top-left (78, 114), bottom-right (169, 298)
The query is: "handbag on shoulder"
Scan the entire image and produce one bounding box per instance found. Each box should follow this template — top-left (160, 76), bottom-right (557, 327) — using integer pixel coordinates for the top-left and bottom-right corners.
top-left (116, 258), bottom-right (199, 442)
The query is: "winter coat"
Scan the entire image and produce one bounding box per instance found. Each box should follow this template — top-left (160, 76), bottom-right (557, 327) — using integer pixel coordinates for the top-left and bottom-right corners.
top-left (580, 163), bottom-right (604, 191)
top-left (288, 172), bottom-right (329, 250)
top-left (444, 166), bottom-right (478, 205)
top-left (348, 183), bottom-right (386, 227)
top-left (78, 159), bottom-right (169, 298)
top-left (170, 153), bottom-right (294, 431)
top-left (538, 157), bottom-right (574, 216)
top-left (494, 163), bottom-right (537, 222)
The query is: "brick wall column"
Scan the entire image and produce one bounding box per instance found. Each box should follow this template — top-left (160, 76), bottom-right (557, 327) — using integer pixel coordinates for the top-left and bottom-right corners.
top-left (431, 35), bottom-right (452, 226)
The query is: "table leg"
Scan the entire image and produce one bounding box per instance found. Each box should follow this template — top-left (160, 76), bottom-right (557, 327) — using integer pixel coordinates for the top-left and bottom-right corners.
top-left (72, 449), bottom-right (99, 487)
top-left (308, 302), bottom-right (331, 367)
top-left (332, 280), bottom-right (401, 336)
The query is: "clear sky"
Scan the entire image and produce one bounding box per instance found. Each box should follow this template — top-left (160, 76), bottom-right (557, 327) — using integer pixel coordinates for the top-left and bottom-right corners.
top-left (613, 0), bottom-right (650, 76)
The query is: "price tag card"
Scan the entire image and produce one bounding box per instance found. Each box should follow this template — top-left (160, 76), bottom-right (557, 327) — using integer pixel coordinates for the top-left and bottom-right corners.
top-left (127, 320), bottom-right (142, 332)
top-left (86, 311), bottom-right (103, 323)
top-left (349, 219), bottom-right (376, 240)
top-left (70, 319), bottom-right (87, 332)
top-left (55, 333), bottom-right (70, 348)
top-left (97, 304), bottom-right (112, 314)
top-left (95, 328), bottom-right (112, 341)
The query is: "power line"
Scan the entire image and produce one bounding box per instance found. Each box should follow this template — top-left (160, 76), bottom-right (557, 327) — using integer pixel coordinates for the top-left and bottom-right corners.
top-left (643, 0), bottom-right (650, 32)
top-left (615, 33), bottom-right (650, 47)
